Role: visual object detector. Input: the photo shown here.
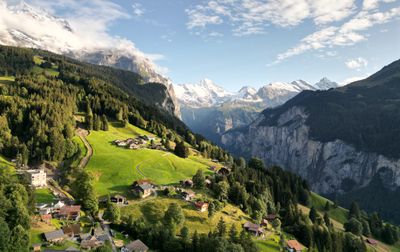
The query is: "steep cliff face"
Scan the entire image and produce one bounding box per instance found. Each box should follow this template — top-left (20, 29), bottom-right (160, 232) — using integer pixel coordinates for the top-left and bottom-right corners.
top-left (222, 106), bottom-right (400, 194)
top-left (181, 105), bottom-right (258, 144)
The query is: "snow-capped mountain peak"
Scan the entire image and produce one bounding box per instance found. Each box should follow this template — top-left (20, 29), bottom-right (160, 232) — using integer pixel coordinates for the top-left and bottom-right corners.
top-left (314, 77), bottom-right (339, 90)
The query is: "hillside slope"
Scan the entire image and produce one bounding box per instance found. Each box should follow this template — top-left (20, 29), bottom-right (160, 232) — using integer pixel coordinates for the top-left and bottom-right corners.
top-left (222, 59), bottom-right (400, 224)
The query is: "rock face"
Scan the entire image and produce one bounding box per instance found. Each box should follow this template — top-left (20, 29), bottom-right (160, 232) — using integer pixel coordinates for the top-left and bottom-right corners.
top-left (222, 106), bottom-right (400, 194)
top-left (0, 1), bottom-right (180, 117)
top-left (175, 78), bottom-right (337, 143)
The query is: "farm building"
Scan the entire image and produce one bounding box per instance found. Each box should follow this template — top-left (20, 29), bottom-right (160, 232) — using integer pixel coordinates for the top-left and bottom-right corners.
top-left (123, 239), bottom-right (149, 252)
top-left (217, 167), bottom-right (230, 176)
top-left (111, 195), bottom-right (127, 204)
top-left (44, 229), bottom-right (65, 243)
top-left (59, 205), bottom-right (81, 220)
top-left (286, 239), bottom-right (304, 252)
top-left (243, 222), bottom-right (264, 236)
top-left (62, 224), bottom-right (81, 237)
top-left (194, 201), bottom-right (209, 212)
top-left (133, 183), bottom-right (152, 198)
top-left (181, 190), bottom-right (195, 201)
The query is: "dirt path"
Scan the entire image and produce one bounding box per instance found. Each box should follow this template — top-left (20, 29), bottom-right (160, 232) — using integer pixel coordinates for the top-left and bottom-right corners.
top-left (76, 127), bottom-right (93, 169)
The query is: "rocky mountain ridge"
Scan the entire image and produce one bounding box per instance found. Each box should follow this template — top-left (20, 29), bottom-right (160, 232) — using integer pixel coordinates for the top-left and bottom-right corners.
top-left (0, 1), bottom-right (180, 116)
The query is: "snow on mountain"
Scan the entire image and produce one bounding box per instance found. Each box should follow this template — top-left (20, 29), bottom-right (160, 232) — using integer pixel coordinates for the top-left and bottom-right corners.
top-left (0, 1), bottom-right (170, 85)
top-left (175, 79), bottom-right (321, 108)
top-left (174, 79), bottom-right (234, 107)
top-left (0, 1), bottom-right (180, 116)
top-left (313, 77), bottom-right (339, 90)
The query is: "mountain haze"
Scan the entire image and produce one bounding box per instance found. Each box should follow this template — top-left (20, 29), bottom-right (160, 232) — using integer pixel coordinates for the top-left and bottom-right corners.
top-left (175, 77), bottom-right (339, 143)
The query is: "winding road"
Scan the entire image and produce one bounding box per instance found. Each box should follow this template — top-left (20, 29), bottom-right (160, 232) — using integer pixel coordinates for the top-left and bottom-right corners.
top-left (76, 127), bottom-right (93, 169)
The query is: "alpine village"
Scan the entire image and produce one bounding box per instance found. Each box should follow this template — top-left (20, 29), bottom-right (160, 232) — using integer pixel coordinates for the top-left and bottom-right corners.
top-left (0, 1), bottom-right (400, 252)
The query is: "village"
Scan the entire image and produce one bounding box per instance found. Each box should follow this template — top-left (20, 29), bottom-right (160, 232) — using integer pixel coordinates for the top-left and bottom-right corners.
top-left (23, 155), bottom-right (311, 252)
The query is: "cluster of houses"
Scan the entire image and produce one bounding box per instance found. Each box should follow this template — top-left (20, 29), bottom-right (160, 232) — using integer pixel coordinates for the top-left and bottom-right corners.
top-left (36, 201), bottom-right (81, 222)
top-left (114, 135), bottom-right (165, 151)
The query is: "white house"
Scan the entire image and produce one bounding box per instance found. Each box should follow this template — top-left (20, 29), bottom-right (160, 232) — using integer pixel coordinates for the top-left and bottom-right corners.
top-left (27, 169), bottom-right (47, 187)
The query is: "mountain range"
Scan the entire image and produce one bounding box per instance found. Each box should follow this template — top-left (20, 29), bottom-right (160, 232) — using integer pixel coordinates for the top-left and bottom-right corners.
top-left (222, 59), bottom-right (400, 223)
top-left (0, 1), bottom-right (180, 116)
top-left (174, 77), bottom-right (339, 143)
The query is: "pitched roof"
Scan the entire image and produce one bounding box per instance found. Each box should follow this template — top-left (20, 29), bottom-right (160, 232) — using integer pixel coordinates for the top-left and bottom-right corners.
top-left (139, 184), bottom-right (152, 190)
top-left (195, 201), bottom-right (208, 208)
top-left (287, 240), bottom-right (304, 251)
top-left (126, 239), bottom-right (149, 252)
top-left (62, 224), bottom-right (81, 235)
top-left (59, 205), bottom-right (81, 215)
top-left (366, 238), bottom-right (378, 245)
top-left (44, 229), bottom-right (64, 241)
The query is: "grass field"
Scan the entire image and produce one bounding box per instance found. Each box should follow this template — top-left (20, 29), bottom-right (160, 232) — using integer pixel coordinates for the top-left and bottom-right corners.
top-left (0, 76), bottom-right (15, 85)
top-left (35, 188), bottom-right (57, 204)
top-left (0, 155), bottom-right (14, 170)
top-left (255, 237), bottom-right (281, 252)
top-left (310, 192), bottom-right (348, 224)
top-left (86, 122), bottom-right (213, 196)
top-left (120, 197), bottom-right (250, 235)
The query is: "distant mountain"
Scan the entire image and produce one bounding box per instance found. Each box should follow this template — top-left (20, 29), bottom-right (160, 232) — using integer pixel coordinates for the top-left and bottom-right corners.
top-left (174, 77), bottom-right (337, 143)
top-left (0, 1), bottom-right (180, 116)
top-left (313, 77), bottom-right (339, 90)
top-left (222, 59), bottom-right (400, 224)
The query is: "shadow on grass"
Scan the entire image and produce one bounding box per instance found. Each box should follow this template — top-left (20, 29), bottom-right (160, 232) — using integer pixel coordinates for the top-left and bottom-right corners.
top-left (185, 215), bottom-right (206, 223)
top-left (140, 202), bottom-right (165, 223)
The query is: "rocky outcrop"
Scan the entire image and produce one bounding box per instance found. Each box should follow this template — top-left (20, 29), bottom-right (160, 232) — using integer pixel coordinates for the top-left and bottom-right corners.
top-left (222, 106), bottom-right (400, 194)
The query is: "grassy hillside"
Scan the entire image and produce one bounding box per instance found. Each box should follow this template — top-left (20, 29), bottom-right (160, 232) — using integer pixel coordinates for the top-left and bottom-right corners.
top-left (86, 122), bottom-right (215, 196)
top-left (120, 197), bottom-right (250, 235)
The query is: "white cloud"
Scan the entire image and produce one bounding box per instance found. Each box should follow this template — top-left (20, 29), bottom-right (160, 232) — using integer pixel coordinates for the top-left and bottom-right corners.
top-left (0, 0), bottom-right (167, 75)
top-left (185, 0), bottom-right (356, 36)
top-left (132, 2), bottom-right (144, 17)
top-left (345, 57), bottom-right (369, 69)
top-left (341, 75), bottom-right (368, 85)
top-left (273, 5), bottom-right (400, 63)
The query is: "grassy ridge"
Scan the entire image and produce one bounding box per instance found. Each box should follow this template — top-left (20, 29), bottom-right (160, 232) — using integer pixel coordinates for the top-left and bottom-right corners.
top-left (86, 122), bottom-right (212, 196)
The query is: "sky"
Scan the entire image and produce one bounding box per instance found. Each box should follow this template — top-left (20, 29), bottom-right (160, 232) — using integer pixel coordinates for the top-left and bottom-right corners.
top-left (4, 0), bottom-right (400, 91)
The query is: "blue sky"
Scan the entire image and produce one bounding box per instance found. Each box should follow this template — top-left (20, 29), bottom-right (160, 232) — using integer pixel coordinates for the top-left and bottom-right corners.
top-left (24, 0), bottom-right (400, 91)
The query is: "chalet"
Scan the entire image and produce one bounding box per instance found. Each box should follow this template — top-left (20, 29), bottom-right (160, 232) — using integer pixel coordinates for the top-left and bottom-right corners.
top-left (62, 224), bottom-right (81, 237)
top-left (40, 214), bottom-right (52, 224)
top-left (117, 141), bottom-right (128, 147)
top-left (243, 222), bottom-right (264, 236)
top-left (366, 238), bottom-right (378, 246)
top-left (204, 179), bottom-right (212, 187)
top-left (114, 239), bottom-right (124, 248)
top-left (217, 167), bottom-right (230, 176)
top-left (81, 235), bottom-right (104, 250)
top-left (59, 205), bottom-right (81, 220)
top-left (53, 201), bottom-right (65, 210)
top-left (195, 201), bottom-right (209, 212)
top-left (39, 207), bottom-right (52, 215)
top-left (286, 240), bottom-right (304, 252)
top-left (181, 179), bottom-right (194, 188)
top-left (27, 169), bottom-right (47, 187)
top-left (44, 229), bottom-right (65, 243)
top-left (111, 195), bottom-right (127, 205)
top-left (181, 190), bottom-right (195, 201)
top-left (123, 239), bottom-right (149, 252)
top-left (32, 243), bottom-right (41, 252)
top-left (133, 183), bottom-right (152, 198)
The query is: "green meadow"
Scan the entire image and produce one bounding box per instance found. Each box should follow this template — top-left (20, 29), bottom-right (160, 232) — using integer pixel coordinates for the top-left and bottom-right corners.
top-left (86, 122), bottom-right (213, 196)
